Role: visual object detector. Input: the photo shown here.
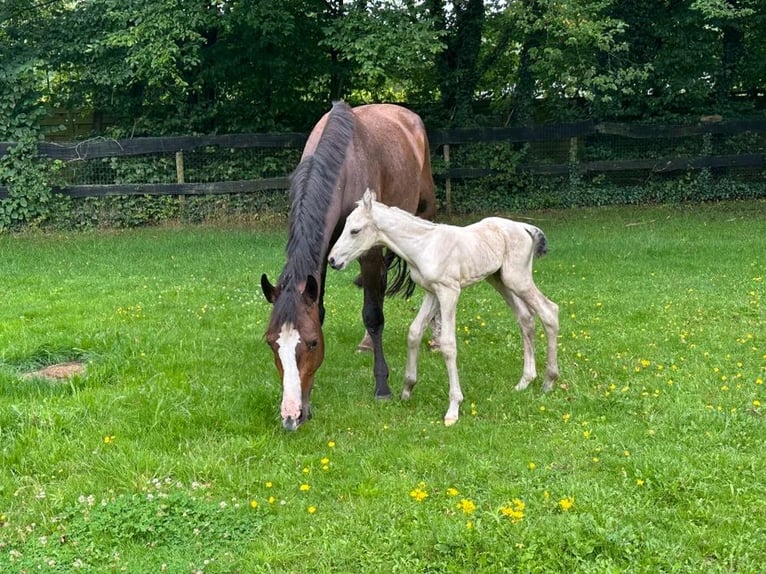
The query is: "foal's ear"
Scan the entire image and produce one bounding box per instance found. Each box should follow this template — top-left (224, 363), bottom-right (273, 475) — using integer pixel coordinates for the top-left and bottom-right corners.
top-left (302, 275), bottom-right (319, 305)
top-left (362, 188), bottom-right (376, 208)
top-left (261, 273), bottom-right (278, 303)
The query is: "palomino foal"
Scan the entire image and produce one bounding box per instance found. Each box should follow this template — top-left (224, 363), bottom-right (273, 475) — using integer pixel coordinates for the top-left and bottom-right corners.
top-left (328, 190), bottom-right (559, 425)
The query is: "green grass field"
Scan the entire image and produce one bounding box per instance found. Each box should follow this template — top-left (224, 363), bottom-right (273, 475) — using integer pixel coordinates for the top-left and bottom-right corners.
top-left (1, 200), bottom-right (765, 573)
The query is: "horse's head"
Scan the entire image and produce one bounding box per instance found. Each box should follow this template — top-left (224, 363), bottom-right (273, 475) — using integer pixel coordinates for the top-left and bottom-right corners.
top-left (328, 189), bottom-right (379, 272)
top-left (261, 273), bottom-right (325, 431)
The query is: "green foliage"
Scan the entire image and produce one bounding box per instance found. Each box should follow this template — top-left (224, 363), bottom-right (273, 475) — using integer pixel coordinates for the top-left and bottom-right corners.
top-left (325, 0), bottom-right (443, 103)
top-left (0, 63), bottom-right (56, 230)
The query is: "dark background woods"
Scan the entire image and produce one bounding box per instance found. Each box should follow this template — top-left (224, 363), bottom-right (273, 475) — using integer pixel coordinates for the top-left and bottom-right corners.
top-left (1, 0), bottom-right (765, 227)
top-left (4, 0), bottom-right (765, 135)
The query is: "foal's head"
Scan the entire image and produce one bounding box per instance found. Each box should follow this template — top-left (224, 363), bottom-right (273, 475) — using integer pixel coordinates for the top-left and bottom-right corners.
top-left (328, 189), bottom-right (380, 272)
top-left (261, 274), bottom-right (325, 431)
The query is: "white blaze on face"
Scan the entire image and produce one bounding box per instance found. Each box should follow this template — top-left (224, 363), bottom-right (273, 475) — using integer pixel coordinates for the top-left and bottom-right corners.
top-left (276, 323), bottom-right (302, 421)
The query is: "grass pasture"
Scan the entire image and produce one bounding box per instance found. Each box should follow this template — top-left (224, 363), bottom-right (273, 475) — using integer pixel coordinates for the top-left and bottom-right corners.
top-left (1, 200), bottom-right (765, 573)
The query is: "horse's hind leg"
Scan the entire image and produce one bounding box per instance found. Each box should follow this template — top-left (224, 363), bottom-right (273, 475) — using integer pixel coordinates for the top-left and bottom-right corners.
top-left (403, 292), bottom-right (439, 400)
top-left (359, 248), bottom-right (392, 399)
top-left (487, 276), bottom-right (538, 391)
top-left (514, 286), bottom-right (559, 392)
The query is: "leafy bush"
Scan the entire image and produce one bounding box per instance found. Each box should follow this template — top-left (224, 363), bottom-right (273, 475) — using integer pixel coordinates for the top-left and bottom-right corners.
top-left (0, 66), bottom-right (57, 230)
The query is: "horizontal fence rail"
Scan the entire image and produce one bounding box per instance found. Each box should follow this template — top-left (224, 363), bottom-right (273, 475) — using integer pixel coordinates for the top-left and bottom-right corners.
top-left (2, 119), bottom-right (765, 211)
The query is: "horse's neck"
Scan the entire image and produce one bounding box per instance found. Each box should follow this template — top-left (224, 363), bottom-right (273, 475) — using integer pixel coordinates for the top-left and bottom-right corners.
top-left (373, 205), bottom-right (434, 264)
top-left (283, 199), bottom-right (340, 286)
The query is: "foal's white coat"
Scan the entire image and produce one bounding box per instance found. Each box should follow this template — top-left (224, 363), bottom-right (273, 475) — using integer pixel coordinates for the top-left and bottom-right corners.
top-left (328, 190), bottom-right (560, 425)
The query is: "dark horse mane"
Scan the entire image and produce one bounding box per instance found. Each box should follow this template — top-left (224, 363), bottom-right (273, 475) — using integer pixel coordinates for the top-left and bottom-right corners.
top-left (271, 102), bottom-right (355, 327)
top-left (271, 101), bottom-right (414, 327)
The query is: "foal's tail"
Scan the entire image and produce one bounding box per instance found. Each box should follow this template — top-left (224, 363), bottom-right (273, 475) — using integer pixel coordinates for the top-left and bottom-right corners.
top-left (526, 225), bottom-right (549, 259)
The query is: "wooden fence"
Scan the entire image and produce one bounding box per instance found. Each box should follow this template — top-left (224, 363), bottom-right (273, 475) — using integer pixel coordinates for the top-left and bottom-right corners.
top-left (2, 118), bottom-right (765, 212)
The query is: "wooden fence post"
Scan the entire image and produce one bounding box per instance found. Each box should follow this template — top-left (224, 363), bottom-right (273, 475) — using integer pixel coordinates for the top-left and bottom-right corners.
top-left (175, 151), bottom-right (185, 184)
top-left (443, 144), bottom-right (452, 215)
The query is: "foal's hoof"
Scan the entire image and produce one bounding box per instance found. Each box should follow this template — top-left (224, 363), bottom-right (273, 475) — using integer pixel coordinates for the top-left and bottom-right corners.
top-left (444, 417), bottom-right (458, 427)
top-left (375, 393), bottom-right (392, 401)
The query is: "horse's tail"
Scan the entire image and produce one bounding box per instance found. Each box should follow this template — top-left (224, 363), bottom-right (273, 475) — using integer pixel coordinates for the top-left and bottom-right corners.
top-left (385, 251), bottom-right (417, 298)
top-left (526, 225), bottom-right (549, 259)
top-left (353, 250), bottom-right (416, 298)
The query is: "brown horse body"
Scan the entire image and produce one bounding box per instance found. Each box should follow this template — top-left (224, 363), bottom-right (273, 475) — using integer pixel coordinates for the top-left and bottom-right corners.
top-left (261, 102), bottom-right (435, 430)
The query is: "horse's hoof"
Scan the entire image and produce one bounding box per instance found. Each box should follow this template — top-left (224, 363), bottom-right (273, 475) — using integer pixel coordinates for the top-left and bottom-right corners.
top-left (356, 333), bottom-right (374, 352)
top-left (444, 417), bottom-right (458, 426)
top-left (375, 393), bottom-right (392, 401)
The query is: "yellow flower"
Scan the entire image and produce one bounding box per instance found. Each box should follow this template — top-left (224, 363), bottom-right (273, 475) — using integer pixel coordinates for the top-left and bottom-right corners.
top-left (250, 499), bottom-right (258, 509)
top-left (528, 462), bottom-right (537, 470)
top-left (265, 481), bottom-right (273, 488)
top-left (500, 498), bottom-right (525, 524)
top-left (466, 520), bottom-right (474, 529)
top-left (268, 496), bottom-right (276, 504)
top-left (320, 457), bottom-right (330, 465)
top-left (753, 400), bottom-right (761, 408)
top-left (457, 498), bottom-right (476, 515)
top-left (103, 435), bottom-right (115, 444)
top-left (446, 487), bottom-right (460, 497)
top-left (558, 497), bottom-right (575, 512)
top-left (327, 441), bottom-right (336, 448)
top-left (636, 479), bottom-right (645, 487)
top-left (307, 506), bottom-right (317, 514)
top-left (299, 483), bottom-right (311, 492)
top-left (409, 484), bottom-right (429, 502)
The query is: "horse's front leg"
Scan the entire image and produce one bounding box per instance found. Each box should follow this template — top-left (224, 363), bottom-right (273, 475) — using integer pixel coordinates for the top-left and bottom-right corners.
top-left (403, 292), bottom-right (439, 400)
top-left (434, 287), bottom-right (462, 425)
top-left (359, 249), bottom-right (391, 399)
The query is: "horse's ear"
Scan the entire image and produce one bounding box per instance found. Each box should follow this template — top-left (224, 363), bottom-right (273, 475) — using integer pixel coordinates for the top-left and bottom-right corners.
top-left (302, 275), bottom-right (319, 305)
top-left (261, 273), bottom-right (278, 303)
top-left (363, 188), bottom-right (375, 209)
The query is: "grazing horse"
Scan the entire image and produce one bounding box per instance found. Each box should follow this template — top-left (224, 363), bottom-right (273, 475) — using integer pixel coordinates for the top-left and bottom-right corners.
top-left (261, 102), bottom-right (436, 430)
top-left (328, 189), bottom-right (559, 426)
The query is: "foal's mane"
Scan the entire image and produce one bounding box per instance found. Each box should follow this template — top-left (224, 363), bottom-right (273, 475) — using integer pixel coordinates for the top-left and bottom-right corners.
top-left (272, 101), bottom-right (355, 325)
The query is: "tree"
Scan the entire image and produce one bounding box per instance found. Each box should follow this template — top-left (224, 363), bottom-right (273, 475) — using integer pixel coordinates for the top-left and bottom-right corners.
top-left (322, 0), bottom-right (443, 105)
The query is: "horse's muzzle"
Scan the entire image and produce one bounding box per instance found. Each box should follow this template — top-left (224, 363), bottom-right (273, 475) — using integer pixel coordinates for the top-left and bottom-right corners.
top-left (281, 404), bottom-right (312, 431)
top-left (328, 256), bottom-right (344, 271)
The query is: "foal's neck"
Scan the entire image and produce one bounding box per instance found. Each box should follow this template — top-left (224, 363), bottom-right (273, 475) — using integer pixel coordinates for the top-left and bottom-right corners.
top-left (373, 204), bottom-right (435, 264)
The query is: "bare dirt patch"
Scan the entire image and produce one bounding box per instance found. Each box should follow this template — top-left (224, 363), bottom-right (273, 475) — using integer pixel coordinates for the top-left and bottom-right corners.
top-left (22, 362), bottom-right (86, 381)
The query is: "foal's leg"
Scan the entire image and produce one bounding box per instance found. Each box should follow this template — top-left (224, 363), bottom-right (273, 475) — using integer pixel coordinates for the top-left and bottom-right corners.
top-left (359, 248), bottom-right (392, 399)
top-left (403, 292), bottom-right (439, 400)
top-left (433, 287), bottom-right (463, 425)
top-left (487, 276), bottom-right (538, 391)
top-left (428, 311), bottom-right (442, 351)
top-left (512, 286), bottom-right (560, 392)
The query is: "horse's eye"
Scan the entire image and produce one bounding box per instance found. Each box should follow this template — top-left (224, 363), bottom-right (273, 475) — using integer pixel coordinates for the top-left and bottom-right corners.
top-left (350, 228), bottom-right (360, 236)
top-left (306, 340), bottom-right (319, 351)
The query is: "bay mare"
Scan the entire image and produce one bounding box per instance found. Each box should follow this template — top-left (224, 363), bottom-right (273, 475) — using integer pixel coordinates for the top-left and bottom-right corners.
top-left (328, 189), bottom-right (559, 425)
top-left (261, 103), bottom-right (436, 430)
